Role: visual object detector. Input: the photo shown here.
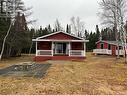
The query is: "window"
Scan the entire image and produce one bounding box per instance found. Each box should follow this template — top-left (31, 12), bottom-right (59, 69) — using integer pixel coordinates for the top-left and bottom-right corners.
top-left (108, 44), bottom-right (111, 50)
top-left (101, 43), bottom-right (104, 49)
top-left (119, 46), bottom-right (122, 50)
top-left (116, 46), bottom-right (122, 50)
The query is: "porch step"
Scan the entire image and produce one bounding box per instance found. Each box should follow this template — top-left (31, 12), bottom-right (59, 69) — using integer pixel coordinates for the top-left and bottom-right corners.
top-left (52, 56), bottom-right (70, 60)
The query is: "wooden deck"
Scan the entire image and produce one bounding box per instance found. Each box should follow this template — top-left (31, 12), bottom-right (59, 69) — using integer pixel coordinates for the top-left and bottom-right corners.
top-left (33, 56), bottom-right (86, 61)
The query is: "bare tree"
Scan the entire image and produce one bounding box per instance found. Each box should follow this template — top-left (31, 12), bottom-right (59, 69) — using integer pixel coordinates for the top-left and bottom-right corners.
top-left (54, 19), bottom-right (63, 32)
top-left (70, 16), bottom-right (85, 38)
top-left (99, 0), bottom-right (127, 62)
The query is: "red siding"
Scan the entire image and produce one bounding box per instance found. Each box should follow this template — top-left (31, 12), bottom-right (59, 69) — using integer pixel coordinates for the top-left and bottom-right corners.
top-left (97, 43), bottom-right (100, 49)
top-left (42, 32), bottom-right (80, 40)
top-left (34, 56), bottom-right (86, 62)
top-left (38, 41), bottom-right (51, 50)
top-left (111, 45), bottom-right (116, 56)
top-left (97, 42), bottom-right (108, 49)
top-left (71, 42), bottom-right (84, 50)
top-left (104, 43), bottom-right (108, 49)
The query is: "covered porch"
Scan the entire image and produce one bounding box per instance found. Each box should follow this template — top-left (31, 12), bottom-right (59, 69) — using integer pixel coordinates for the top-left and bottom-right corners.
top-left (32, 31), bottom-right (88, 61)
top-left (36, 41), bottom-right (86, 57)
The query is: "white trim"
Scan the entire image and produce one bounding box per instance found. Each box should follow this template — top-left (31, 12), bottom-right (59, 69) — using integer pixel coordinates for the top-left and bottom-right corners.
top-left (93, 49), bottom-right (112, 55)
top-left (51, 42), bottom-right (54, 56)
top-left (33, 39), bottom-right (89, 42)
top-left (37, 31), bottom-right (61, 39)
top-left (36, 31), bottom-right (84, 40)
top-left (69, 42), bottom-right (71, 56)
top-left (70, 50), bottom-right (84, 57)
top-left (36, 50), bottom-right (52, 56)
top-left (36, 41), bottom-right (37, 56)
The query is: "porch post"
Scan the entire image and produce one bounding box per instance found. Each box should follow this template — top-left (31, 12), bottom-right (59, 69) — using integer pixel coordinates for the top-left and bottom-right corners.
top-left (51, 42), bottom-right (54, 56)
top-left (36, 41), bottom-right (37, 56)
top-left (69, 42), bottom-right (71, 56)
top-left (84, 42), bottom-right (86, 57)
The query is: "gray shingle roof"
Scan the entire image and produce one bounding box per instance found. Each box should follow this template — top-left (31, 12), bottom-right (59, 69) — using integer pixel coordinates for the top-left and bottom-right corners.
top-left (97, 40), bottom-right (126, 46)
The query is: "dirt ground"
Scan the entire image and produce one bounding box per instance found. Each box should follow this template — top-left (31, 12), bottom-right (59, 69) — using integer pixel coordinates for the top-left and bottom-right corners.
top-left (0, 53), bottom-right (127, 95)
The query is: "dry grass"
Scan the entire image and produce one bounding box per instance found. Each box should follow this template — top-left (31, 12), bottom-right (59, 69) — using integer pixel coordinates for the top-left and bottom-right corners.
top-left (0, 54), bottom-right (34, 68)
top-left (0, 53), bottom-right (127, 95)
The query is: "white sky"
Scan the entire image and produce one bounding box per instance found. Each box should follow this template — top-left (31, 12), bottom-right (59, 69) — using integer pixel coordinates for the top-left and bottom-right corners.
top-left (23, 0), bottom-right (101, 32)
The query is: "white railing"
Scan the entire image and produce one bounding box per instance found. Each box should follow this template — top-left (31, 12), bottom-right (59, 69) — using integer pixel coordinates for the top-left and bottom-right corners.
top-left (36, 50), bottom-right (85, 57)
top-left (116, 50), bottom-right (125, 55)
top-left (93, 49), bottom-right (112, 55)
top-left (70, 50), bottom-right (84, 56)
top-left (37, 50), bottom-right (52, 56)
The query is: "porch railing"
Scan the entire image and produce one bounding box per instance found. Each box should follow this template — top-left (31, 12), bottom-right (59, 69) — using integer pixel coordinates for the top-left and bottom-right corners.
top-left (93, 49), bottom-right (112, 55)
top-left (116, 50), bottom-right (124, 55)
top-left (70, 50), bottom-right (84, 56)
top-left (37, 50), bottom-right (52, 56)
top-left (37, 50), bottom-right (85, 57)
top-left (93, 49), bottom-right (127, 55)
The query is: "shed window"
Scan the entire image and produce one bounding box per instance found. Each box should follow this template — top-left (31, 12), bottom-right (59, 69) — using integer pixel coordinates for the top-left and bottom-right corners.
top-left (108, 44), bottom-right (111, 50)
top-left (116, 46), bottom-right (122, 50)
top-left (101, 43), bottom-right (104, 49)
top-left (119, 46), bottom-right (122, 50)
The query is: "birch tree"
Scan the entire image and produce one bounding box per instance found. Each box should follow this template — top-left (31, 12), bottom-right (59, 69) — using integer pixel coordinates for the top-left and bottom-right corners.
top-left (99, 0), bottom-right (127, 62)
top-left (0, 0), bottom-right (31, 60)
top-left (70, 16), bottom-right (85, 38)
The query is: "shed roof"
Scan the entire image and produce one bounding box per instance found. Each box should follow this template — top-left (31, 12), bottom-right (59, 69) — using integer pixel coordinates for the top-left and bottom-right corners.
top-left (96, 40), bottom-right (126, 46)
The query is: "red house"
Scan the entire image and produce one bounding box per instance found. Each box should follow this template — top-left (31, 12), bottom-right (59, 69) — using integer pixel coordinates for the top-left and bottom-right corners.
top-left (33, 31), bottom-right (89, 61)
top-left (93, 40), bottom-right (125, 56)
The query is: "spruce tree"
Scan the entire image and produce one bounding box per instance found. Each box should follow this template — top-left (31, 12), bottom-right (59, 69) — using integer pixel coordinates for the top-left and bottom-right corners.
top-left (95, 25), bottom-right (100, 41)
top-left (66, 24), bottom-right (69, 33)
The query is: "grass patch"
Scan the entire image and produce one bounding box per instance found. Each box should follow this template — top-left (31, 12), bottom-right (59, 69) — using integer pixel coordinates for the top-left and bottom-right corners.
top-left (0, 53), bottom-right (127, 95)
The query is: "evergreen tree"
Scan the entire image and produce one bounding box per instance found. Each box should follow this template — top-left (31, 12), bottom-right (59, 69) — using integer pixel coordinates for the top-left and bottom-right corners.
top-left (95, 25), bottom-right (100, 41)
top-left (47, 24), bottom-right (52, 33)
top-left (86, 32), bottom-right (97, 51)
top-left (7, 12), bottom-right (30, 57)
top-left (84, 30), bottom-right (89, 40)
top-left (66, 24), bottom-right (69, 33)
top-left (101, 28), bottom-right (108, 40)
top-left (0, 0), bottom-right (33, 59)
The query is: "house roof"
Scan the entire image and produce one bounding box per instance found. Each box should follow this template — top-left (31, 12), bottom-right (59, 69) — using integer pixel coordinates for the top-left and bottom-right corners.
top-left (33, 31), bottom-right (89, 42)
top-left (96, 40), bottom-right (126, 46)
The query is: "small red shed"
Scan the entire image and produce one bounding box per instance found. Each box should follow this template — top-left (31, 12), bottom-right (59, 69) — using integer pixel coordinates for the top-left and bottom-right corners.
top-left (93, 40), bottom-right (125, 56)
top-left (33, 31), bottom-right (89, 61)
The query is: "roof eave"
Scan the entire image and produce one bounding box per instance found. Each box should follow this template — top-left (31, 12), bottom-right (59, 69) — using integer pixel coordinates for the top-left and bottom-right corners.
top-left (36, 31), bottom-right (84, 40)
top-left (32, 39), bottom-right (89, 42)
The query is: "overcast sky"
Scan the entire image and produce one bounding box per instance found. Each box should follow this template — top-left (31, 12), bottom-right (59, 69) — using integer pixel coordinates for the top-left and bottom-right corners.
top-left (23, 0), bottom-right (101, 31)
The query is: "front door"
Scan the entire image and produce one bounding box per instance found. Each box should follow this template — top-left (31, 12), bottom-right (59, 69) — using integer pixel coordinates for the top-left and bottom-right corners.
top-left (54, 43), bottom-right (68, 55)
top-left (112, 45), bottom-right (116, 56)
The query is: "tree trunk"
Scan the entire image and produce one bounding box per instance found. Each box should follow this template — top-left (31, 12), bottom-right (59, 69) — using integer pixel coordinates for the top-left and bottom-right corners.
top-left (0, 20), bottom-right (15, 60)
top-left (8, 46), bottom-right (12, 57)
